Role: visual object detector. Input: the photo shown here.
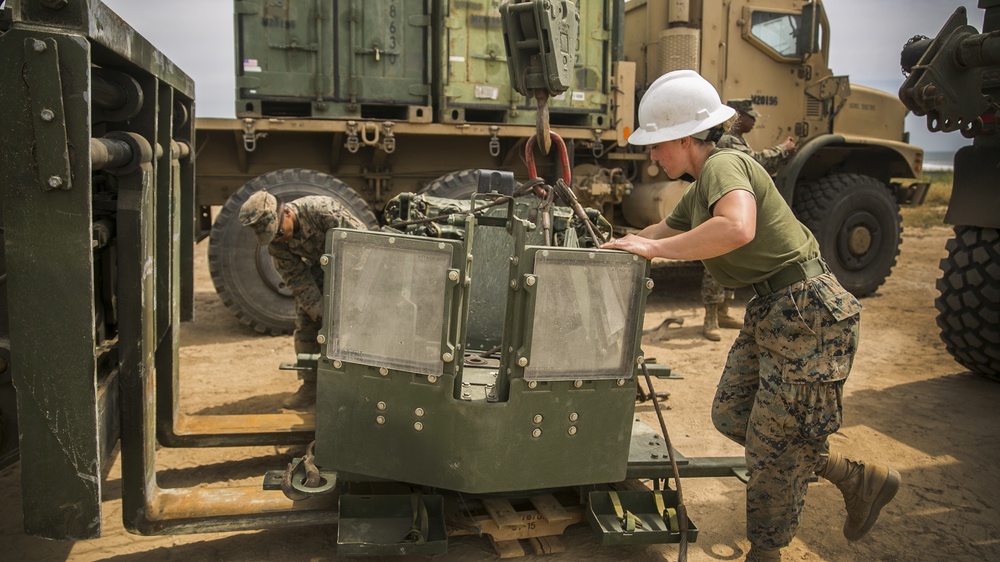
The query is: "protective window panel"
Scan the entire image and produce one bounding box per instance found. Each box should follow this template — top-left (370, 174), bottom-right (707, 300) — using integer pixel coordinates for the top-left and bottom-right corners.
top-left (525, 253), bottom-right (643, 380)
top-left (750, 11), bottom-right (802, 58)
top-left (327, 237), bottom-right (451, 375)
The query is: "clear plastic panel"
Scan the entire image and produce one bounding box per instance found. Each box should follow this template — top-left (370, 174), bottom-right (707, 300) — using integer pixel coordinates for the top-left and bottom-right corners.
top-left (525, 253), bottom-right (643, 380)
top-left (328, 238), bottom-right (451, 375)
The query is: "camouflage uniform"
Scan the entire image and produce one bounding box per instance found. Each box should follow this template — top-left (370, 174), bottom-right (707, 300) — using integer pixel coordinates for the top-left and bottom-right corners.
top-left (716, 132), bottom-right (791, 176)
top-left (664, 149), bottom-right (875, 552)
top-left (702, 269), bottom-right (732, 305)
top-left (712, 270), bottom-right (862, 549)
top-left (268, 196), bottom-right (367, 382)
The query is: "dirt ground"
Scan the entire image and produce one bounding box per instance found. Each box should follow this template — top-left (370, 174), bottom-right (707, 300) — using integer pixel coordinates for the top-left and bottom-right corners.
top-left (2, 225), bottom-right (999, 561)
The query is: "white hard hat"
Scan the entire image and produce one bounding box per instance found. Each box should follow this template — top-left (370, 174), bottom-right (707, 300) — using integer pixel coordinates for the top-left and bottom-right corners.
top-left (628, 70), bottom-right (736, 146)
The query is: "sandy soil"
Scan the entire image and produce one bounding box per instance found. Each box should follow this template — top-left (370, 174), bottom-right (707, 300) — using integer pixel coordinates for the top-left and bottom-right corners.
top-left (2, 225), bottom-right (999, 561)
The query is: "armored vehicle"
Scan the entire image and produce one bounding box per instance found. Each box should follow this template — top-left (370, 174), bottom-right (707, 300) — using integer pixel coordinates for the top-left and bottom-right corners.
top-left (899, 3), bottom-right (1000, 379)
top-left (197, 0), bottom-right (931, 336)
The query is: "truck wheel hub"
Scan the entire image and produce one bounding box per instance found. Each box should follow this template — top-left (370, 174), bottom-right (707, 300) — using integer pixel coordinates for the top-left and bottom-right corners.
top-left (848, 225), bottom-right (873, 255)
top-left (836, 211), bottom-right (881, 271)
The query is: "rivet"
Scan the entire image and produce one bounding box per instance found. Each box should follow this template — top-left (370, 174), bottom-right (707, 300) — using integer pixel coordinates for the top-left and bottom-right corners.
top-left (646, 279), bottom-right (655, 290)
top-left (428, 375), bottom-right (438, 384)
top-left (573, 380), bottom-right (583, 388)
top-left (376, 415), bottom-right (386, 425)
top-left (333, 360), bottom-right (343, 369)
top-left (568, 426), bottom-right (577, 436)
top-left (340, 231), bottom-right (348, 238)
top-left (316, 334), bottom-right (326, 344)
top-left (442, 352), bottom-right (454, 362)
top-left (438, 242), bottom-right (446, 249)
top-left (448, 270), bottom-right (459, 281)
top-left (32, 40), bottom-right (46, 52)
top-left (527, 381), bottom-right (538, 389)
top-left (525, 275), bottom-right (536, 286)
top-left (651, 453), bottom-right (660, 459)
top-left (415, 408), bottom-right (424, 417)
top-left (541, 250), bottom-right (549, 257)
top-left (47, 176), bottom-right (63, 188)
top-left (511, 256), bottom-right (519, 266)
top-left (40, 109), bottom-right (55, 122)
top-left (389, 237), bottom-right (396, 244)
top-left (617, 378), bottom-right (626, 387)
top-left (379, 367), bottom-right (388, 376)
top-left (377, 401), bottom-right (387, 411)
top-left (517, 357), bottom-right (528, 367)
top-left (636, 356), bottom-right (645, 365)
top-left (569, 412), bottom-right (579, 422)
top-left (533, 414), bottom-right (543, 424)
top-left (532, 428), bottom-right (542, 438)
top-left (414, 421), bottom-right (424, 431)
top-left (588, 252), bottom-right (595, 259)
top-left (510, 280), bottom-right (517, 288)
top-left (320, 255), bottom-right (330, 265)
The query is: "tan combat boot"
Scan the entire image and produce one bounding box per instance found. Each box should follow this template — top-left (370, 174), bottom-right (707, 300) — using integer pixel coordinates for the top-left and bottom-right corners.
top-left (282, 380), bottom-right (317, 410)
top-left (718, 300), bottom-right (744, 329)
top-left (745, 546), bottom-right (781, 562)
top-left (817, 452), bottom-right (901, 541)
top-left (703, 303), bottom-right (721, 341)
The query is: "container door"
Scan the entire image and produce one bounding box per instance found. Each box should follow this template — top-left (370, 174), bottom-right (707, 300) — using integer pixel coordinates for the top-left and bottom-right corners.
top-left (333, 0), bottom-right (431, 109)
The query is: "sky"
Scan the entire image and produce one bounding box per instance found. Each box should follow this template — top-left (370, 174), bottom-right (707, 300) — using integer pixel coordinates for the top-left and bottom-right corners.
top-left (98, 0), bottom-right (981, 154)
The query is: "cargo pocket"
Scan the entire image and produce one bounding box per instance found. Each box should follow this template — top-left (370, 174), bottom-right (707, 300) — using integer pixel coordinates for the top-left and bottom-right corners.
top-left (786, 380), bottom-right (845, 441)
top-left (814, 274), bottom-right (861, 382)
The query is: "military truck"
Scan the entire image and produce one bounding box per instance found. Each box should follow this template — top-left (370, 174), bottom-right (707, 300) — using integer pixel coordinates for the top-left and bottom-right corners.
top-left (2, 2), bottom-right (753, 550)
top-left (197, 0), bottom-right (930, 336)
top-left (899, 3), bottom-right (1000, 379)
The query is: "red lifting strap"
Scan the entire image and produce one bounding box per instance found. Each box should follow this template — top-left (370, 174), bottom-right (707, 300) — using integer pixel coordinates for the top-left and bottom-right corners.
top-left (525, 132), bottom-right (572, 185)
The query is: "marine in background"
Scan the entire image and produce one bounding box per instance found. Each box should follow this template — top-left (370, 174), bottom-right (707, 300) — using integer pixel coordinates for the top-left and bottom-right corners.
top-left (700, 98), bottom-right (798, 341)
top-left (239, 191), bottom-right (367, 410)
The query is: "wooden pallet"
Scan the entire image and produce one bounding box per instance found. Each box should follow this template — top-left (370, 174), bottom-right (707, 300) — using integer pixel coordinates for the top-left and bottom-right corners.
top-left (446, 494), bottom-right (584, 558)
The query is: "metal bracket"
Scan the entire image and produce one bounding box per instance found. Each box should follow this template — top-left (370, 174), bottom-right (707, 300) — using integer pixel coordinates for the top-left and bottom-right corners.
top-left (345, 121), bottom-right (360, 153)
top-left (488, 126), bottom-right (501, 157)
top-left (381, 121), bottom-right (396, 154)
top-left (241, 118), bottom-right (266, 152)
top-left (24, 37), bottom-right (71, 191)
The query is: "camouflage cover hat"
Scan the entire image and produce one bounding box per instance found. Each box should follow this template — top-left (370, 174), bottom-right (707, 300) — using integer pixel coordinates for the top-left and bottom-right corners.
top-left (239, 190), bottom-right (280, 245)
top-left (726, 98), bottom-right (760, 119)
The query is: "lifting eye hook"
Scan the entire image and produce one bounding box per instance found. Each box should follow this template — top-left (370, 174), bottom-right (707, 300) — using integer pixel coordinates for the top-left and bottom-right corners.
top-left (525, 131), bottom-right (572, 197)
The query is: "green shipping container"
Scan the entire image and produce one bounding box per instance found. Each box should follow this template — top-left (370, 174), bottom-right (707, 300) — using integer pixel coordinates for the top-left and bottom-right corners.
top-left (438, 0), bottom-right (613, 128)
top-left (235, 0), bottom-right (433, 120)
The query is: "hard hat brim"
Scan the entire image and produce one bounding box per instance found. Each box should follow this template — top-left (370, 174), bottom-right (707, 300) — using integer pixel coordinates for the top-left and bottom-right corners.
top-left (628, 105), bottom-right (736, 146)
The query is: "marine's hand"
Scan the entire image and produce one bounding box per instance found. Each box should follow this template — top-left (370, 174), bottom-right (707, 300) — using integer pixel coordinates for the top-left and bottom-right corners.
top-left (601, 234), bottom-right (655, 261)
top-left (782, 136), bottom-right (797, 154)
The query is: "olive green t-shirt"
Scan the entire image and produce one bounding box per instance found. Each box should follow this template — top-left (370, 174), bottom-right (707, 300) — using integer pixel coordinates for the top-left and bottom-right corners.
top-left (664, 149), bottom-right (819, 288)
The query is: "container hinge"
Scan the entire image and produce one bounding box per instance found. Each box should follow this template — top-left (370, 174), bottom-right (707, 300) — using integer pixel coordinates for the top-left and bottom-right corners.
top-left (345, 121), bottom-right (360, 153)
top-left (242, 118), bottom-right (266, 152)
top-left (24, 37), bottom-right (71, 191)
top-left (488, 126), bottom-right (501, 157)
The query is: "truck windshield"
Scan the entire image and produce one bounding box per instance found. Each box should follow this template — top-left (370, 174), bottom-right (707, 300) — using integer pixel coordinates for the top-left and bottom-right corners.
top-left (750, 11), bottom-right (803, 58)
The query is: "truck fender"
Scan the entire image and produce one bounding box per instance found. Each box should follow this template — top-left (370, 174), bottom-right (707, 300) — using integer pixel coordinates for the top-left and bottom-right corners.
top-left (774, 133), bottom-right (847, 204)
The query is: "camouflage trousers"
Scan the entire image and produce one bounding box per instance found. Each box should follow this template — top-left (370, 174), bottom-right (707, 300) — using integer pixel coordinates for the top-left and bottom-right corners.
top-left (294, 300), bottom-right (322, 384)
top-left (702, 269), bottom-right (734, 305)
top-left (711, 271), bottom-right (862, 549)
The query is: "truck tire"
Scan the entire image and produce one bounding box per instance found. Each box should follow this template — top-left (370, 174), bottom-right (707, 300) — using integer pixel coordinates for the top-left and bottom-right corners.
top-left (935, 226), bottom-right (1000, 380)
top-left (420, 169), bottom-right (480, 200)
top-left (792, 173), bottom-right (901, 297)
top-left (208, 168), bottom-right (378, 335)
